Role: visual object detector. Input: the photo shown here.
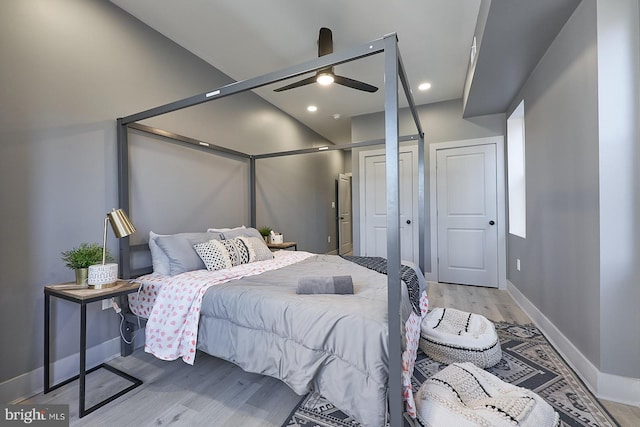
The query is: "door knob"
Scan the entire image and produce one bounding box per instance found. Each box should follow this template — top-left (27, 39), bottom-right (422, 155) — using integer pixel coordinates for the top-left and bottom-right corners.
top-left (489, 220), bottom-right (495, 225)
top-left (406, 220), bottom-right (411, 225)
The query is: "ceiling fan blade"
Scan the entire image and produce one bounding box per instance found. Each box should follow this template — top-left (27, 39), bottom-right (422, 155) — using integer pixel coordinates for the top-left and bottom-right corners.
top-left (275, 28), bottom-right (377, 94)
top-left (333, 74), bottom-right (379, 93)
top-left (274, 75), bottom-right (317, 92)
top-left (318, 27), bottom-right (333, 57)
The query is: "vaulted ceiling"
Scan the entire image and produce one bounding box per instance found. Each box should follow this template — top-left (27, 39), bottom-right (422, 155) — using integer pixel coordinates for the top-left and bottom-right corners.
top-left (110, 0), bottom-right (581, 144)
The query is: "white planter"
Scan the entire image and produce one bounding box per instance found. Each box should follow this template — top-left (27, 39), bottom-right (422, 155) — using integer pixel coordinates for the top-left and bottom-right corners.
top-left (88, 263), bottom-right (119, 289)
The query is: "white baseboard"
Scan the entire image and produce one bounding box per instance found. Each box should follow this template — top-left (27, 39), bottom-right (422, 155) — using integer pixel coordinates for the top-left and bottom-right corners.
top-left (0, 337), bottom-right (121, 404)
top-left (598, 370), bottom-right (640, 406)
top-left (507, 281), bottom-right (640, 406)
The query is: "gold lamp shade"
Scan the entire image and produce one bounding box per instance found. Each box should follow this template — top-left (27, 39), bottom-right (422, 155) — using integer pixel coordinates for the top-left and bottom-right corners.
top-left (107, 208), bottom-right (136, 238)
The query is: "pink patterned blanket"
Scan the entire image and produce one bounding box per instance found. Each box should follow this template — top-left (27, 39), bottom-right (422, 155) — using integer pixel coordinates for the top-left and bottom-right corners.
top-left (131, 251), bottom-right (314, 364)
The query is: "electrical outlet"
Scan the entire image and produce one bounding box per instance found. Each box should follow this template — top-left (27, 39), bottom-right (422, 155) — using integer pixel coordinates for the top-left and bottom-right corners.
top-left (102, 298), bottom-right (112, 310)
top-left (516, 258), bottom-right (521, 271)
top-left (328, 235), bottom-right (331, 243)
top-left (331, 201), bottom-right (335, 208)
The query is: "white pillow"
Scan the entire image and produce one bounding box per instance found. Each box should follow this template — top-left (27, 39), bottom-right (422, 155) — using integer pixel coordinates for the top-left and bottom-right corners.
top-left (221, 227), bottom-right (263, 240)
top-left (207, 225), bottom-right (246, 233)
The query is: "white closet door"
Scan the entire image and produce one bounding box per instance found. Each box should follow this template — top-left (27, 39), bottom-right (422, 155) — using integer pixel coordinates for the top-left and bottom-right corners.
top-left (361, 147), bottom-right (418, 263)
top-left (436, 144), bottom-right (498, 287)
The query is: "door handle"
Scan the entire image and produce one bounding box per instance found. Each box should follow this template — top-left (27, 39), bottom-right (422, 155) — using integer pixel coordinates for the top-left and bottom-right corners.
top-left (406, 220), bottom-right (411, 225)
top-left (489, 220), bottom-right (495, 225)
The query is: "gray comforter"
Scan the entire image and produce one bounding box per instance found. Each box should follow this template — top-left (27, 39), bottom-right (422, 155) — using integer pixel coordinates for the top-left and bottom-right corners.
top-left (196, 254), bottom-right (419, 426)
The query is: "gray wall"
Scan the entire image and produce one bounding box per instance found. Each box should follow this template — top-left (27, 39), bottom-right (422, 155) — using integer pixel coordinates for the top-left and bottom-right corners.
top-left (0, 0), bottom-right (340, 394)
top-left (594, 0), bottom-right (640, 377)
top-left (506, 0), bottom-right (640, 378)
top-left (256, 150), bottom-right (343, 254)
top-left (506, 0), bottom-right (601, 370)
top-left (350, 99), bottom-right (505, 271)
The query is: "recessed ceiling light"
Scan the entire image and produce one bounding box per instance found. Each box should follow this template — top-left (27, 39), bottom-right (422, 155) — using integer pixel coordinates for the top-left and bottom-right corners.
top-left (418, 82), bottom-right (432, 91)
top-left (307, 105), bottom-right (318, 112)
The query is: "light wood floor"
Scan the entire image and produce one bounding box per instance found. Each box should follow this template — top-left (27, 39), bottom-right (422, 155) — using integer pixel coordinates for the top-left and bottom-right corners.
top-left (24, 283), bottom-right (639, 426)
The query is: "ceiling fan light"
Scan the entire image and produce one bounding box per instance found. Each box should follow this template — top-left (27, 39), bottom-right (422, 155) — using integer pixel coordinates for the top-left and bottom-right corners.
top-left (316, 73), bottom-right (334, 86)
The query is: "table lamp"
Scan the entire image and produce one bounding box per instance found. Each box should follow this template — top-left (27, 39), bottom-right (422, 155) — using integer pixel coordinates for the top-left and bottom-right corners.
top-left (88, 208), bottom-right (136, 289)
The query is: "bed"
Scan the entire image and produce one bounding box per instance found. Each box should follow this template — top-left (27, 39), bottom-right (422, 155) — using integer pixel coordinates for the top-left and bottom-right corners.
top-left (117, 32), bottom-right (425, 426)
top-left (126, 228), bottom-right (427, 426)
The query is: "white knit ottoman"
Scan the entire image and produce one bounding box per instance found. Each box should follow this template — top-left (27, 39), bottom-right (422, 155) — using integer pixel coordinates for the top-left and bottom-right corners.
top-left (420, 307), bottom-right (502, 369)
top-left (415, 362), bottom-right (559, 427)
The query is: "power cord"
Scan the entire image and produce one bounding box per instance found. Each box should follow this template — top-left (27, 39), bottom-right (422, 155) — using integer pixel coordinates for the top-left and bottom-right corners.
top-left (115, 282), bottom-right (143, 345)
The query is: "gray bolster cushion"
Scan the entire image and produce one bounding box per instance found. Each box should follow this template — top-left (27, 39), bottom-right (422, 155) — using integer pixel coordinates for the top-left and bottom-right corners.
top-left (297, 276), bottom-right (354, 295)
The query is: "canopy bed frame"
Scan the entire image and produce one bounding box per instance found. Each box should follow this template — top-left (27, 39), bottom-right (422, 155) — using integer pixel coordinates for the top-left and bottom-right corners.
top-left (116, 32), bottom-right (425, 426)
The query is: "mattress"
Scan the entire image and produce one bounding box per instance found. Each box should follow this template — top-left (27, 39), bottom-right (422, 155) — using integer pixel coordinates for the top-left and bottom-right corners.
top-left (129, 251), bottom-right (427, 426)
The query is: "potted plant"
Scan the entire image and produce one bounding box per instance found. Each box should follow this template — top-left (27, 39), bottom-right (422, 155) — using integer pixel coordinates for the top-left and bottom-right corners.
top-left (258, 226), bottom-right (272, 243)
top-left (61, 243), bottom-right (113, 286)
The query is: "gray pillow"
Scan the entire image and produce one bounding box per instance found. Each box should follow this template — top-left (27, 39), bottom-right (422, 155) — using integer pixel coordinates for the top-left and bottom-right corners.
top-left (238, 236), bottom-right (274, 262)
top-left (149, 231), bottom-right (171, 275)
top-left (221, 227), bottom-right (262, 240)
top-left (155, 231), bottom-right (222, 275)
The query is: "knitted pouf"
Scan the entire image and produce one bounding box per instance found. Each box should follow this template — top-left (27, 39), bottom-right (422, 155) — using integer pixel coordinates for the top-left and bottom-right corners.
top-left (415, 362), bottom-right (560, 427)
top-left (420, 307), bottom-right (502, 369)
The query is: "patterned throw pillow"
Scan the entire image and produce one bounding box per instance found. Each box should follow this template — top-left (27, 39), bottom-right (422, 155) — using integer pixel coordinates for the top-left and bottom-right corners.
top-left (239, 236), bottom-right (274, 262)
top-left (194, 239), bottom-right (231, 271)
top-left (194, 238), bottom-right (251, 271)
top-left (218, 238), bottom-right (250, 266)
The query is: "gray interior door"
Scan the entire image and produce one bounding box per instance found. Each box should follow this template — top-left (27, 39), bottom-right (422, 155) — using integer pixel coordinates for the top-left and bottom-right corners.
top-left (337, 173), bottom-right (353, 255)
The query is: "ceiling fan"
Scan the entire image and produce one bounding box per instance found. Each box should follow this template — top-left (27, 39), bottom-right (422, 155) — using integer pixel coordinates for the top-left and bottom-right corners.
top-left (274, 27), bottom-right (378, 93)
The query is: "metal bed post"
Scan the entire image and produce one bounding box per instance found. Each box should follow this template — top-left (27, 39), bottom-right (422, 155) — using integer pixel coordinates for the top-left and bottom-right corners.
top-left (119, 40), bottom-right (385, 125)
top-left (116, 118), bottom-right (131, 279)
top-left (418, 135), bottom-right (425, 272)
top-left (383, 33), bottom-right (403, 427)
top-left (250, 157), bottom-right (256, 228)
top-left (397, 42), bottom-right (426, 275)
top-left (252, 136), bottom-right (418, 160)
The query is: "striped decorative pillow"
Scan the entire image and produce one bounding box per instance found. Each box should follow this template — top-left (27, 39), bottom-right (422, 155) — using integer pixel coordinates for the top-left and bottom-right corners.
top-left (239, 236), bottom-right (274, 262)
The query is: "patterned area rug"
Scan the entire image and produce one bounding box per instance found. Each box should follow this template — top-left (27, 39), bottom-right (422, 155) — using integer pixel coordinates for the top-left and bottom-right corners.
top-left (282, 322), bottom-right (619, 427)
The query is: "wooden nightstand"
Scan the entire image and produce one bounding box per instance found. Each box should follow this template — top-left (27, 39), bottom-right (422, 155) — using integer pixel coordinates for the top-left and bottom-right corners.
top-left (44, 280), bottom-right (143, 418)
top-left (267, 241), bottom-right (297, 251)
